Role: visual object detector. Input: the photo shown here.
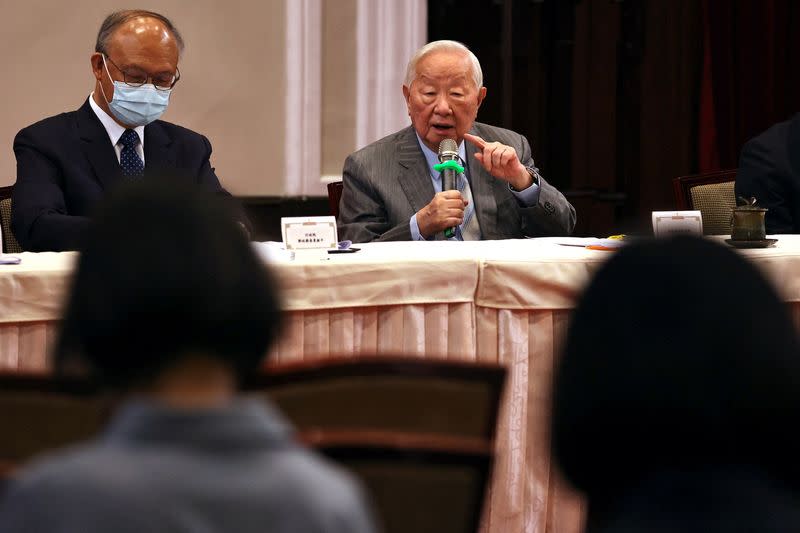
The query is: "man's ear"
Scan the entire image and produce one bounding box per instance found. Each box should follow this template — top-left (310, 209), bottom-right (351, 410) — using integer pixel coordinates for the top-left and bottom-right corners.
top-left (476, 86), bottom-right (487, 110)
top-left (90, 53), bottom-right (104, 82)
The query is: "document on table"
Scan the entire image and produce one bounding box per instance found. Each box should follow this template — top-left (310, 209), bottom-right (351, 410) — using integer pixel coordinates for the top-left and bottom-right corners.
top-left (251, 241), bottom-right (295, 262)
top-left (552, 238), bottom-right (627, 250)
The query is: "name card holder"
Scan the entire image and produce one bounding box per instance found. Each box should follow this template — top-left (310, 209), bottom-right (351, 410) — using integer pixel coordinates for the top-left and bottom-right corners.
top-left (281, 216), bottom-right (338, 257)
top-left (651, 211), bottom-right (703, 237)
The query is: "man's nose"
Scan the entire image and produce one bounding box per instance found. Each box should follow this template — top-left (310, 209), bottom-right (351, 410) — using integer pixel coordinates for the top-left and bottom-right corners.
top-left (433, 94), bottom-right (453, 116)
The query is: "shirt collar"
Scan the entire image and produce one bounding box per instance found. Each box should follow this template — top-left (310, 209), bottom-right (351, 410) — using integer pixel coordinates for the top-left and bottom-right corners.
top-left (414, 132), bottom-right (467, 180)
top-left (88, 93), bottom-right (145, 148)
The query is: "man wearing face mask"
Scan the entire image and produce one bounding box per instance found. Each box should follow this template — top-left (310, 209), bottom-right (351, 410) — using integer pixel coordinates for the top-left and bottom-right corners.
top-left (11, 10), bottom-right (248, 252)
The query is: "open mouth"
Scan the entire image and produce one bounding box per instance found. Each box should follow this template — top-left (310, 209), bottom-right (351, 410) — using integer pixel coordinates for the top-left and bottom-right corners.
top-left (431, 124), bottom-right (455, 134)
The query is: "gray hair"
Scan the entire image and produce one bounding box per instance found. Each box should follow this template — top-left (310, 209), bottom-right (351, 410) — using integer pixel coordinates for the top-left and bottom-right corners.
top-left (95, 10), bottom-right (185, 56)
top-left (404, 40), bottom-right (483, 88)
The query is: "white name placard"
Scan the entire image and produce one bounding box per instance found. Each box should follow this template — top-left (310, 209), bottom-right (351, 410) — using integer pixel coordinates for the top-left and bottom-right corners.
top-left (652, 211), bottom-right (703, 237)
top-left (281, 216), bottom-right (338, 250)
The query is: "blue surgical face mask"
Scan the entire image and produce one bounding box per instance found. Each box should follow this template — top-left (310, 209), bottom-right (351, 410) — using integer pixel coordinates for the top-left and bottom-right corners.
top-left (100, 56), bottom-right (171, 127)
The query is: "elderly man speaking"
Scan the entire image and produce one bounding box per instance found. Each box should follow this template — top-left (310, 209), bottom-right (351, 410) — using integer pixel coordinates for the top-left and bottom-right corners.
top-left (338, 40), bottom-right (576, 243)
top-left (11, 10), bottom-right (247, 252)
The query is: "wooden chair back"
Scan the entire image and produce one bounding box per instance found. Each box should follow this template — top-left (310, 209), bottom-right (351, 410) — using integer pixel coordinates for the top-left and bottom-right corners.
top-left (250, 356), bottom-right (506, 533)
top-left (672, 170), bottom-right (737, 235)
top-left (0, 357), bottom-right (506, 533)
top-left (327, 181), bottom-right (343, 218)
top-left (252, 356), bottom-right (505, 441)
top-left (0, 185), bottom-right (22, 253)
top-left (0, 372), bottom-right (112, 478)
top-left (311, 430), bottom-right (492, 533)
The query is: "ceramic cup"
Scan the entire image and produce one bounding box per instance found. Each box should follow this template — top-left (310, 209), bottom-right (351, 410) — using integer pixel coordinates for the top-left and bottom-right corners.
top-left (731, 206), bottom-right (767, 241)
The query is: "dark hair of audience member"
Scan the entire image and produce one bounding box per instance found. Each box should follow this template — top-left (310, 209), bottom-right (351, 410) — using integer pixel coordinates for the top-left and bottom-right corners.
top-left (54, 179), bottom-right (282, 388)
top-left (552, 236), bottom-right (800, 530)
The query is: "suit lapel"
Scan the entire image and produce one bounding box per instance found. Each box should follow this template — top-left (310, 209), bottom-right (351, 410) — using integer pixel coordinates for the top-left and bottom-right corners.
top-left (396, 127), bottom-right (436, 213)
top-left (143, 121), bottom-right (176, 177)
top-left (76, 99), bottom-right (124, 191)
top-left (466, 124), bottom-right (498, 238)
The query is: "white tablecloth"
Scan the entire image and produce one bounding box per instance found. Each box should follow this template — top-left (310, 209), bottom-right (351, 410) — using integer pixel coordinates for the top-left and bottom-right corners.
top-left (4, 235), bottom-right (800, 533)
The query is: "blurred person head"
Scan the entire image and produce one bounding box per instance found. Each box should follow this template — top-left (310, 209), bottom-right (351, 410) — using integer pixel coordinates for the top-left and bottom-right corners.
top-left (90, 10), bottom-right (183, 128)
top-left (402, 40), bottom-right (487, 152)
top-left (552, 236), bottom-right (800, 530)
top-left (55, 178), bottom-right (282, 406)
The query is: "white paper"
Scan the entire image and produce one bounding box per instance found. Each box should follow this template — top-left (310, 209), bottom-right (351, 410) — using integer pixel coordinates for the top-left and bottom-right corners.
top-left (251, 241), bottom-right (295, 263)
top-left (652, 211), bottom-right (703, 237)
top-left (281, 216), bottom-right (338, 250)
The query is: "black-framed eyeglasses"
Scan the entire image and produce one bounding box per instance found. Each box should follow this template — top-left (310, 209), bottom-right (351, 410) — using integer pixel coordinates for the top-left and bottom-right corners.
top-left (103, 54), bottom-right (180, 91)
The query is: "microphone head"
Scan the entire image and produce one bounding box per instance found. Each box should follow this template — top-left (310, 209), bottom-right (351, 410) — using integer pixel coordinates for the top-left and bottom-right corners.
top-left (438, 138), bottom-right (459, 162)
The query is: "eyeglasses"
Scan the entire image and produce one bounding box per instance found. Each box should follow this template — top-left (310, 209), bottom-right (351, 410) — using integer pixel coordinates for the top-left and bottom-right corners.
top-left (103, 54), bottom-right (180, 91)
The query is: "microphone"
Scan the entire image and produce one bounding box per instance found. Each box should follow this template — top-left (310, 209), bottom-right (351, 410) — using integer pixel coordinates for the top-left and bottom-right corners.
top-left (438, 138), bottom-right (460, 239)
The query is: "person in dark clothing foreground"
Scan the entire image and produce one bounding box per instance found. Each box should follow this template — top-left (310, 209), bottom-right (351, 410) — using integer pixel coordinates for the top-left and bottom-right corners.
top-left (552, 236), bottom-right (800, 532)
top-left (0, 180), bottom-right (376, 533)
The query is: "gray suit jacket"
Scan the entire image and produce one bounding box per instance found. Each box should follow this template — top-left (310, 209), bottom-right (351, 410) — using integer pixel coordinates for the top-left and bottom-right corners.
top-left (338, 122), bottom-right (576, 242)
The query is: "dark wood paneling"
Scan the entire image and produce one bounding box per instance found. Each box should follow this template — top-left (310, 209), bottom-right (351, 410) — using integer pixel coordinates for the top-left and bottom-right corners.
top-left (635, 0), bottom-right (702, 231)
top-left (616, 0), bottom-right (644, 228)
top-left (705, 0), bottom-right (800, 169)
top-left (242, 197), bottom-right (329, 242)
top-left (428, 0), bottom-right (707, 237)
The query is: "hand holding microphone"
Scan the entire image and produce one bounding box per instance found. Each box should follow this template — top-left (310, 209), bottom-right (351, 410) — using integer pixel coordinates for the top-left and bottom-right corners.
top-left (436, 138), bottom-right (463, 238)
top-left (415, 138), bottom-right (469, 240)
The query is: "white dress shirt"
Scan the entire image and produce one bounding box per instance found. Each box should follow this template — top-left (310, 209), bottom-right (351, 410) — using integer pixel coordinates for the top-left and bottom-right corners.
top-left (409, 133), bottom-right (541, 240)
top-left (88, 93), bottom-right (145, 164)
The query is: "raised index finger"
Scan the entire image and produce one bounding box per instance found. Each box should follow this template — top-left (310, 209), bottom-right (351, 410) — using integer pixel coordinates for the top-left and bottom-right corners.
top-left (463, 133), bottom-right (486, 150)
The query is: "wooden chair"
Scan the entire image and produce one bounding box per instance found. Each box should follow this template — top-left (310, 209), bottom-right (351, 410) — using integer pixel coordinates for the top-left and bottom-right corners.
top-left (311, 430), bottom-right (492, 533)
top-left (0, 185), bottom-right (23, 253)
top-left (672, 170), bottom-right (737, 235)
top-left (252, 356), bottom-right (505, 442)
top-left (327, 181), bottom-right (343, 218)
top-left (250, 356), bottom-right (506, 533)
top-left (0, 372), bottom-right (112, 479)
top-left (0, 357), bottom-right (505, 533)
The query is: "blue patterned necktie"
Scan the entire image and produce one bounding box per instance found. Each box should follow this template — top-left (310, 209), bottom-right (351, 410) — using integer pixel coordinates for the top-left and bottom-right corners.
top-left (454, 171), bottom-right (481, 240)
top-left (119, 129), bottom-right (144, 177)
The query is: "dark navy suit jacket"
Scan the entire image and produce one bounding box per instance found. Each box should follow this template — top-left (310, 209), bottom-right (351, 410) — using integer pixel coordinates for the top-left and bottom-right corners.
top-left (736, 113), bottom-right (800, 234)
top-left (12, 99), bottom-right (246, 251)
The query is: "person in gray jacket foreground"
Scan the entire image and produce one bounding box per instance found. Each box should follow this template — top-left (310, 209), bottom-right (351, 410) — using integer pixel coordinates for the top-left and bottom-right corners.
top-left (0, 180), bottom-right (377, 533)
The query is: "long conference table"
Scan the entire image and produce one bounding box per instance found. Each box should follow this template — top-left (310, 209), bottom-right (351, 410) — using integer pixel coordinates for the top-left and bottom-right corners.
top-left (4, 235), bottom-right (800, 533)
